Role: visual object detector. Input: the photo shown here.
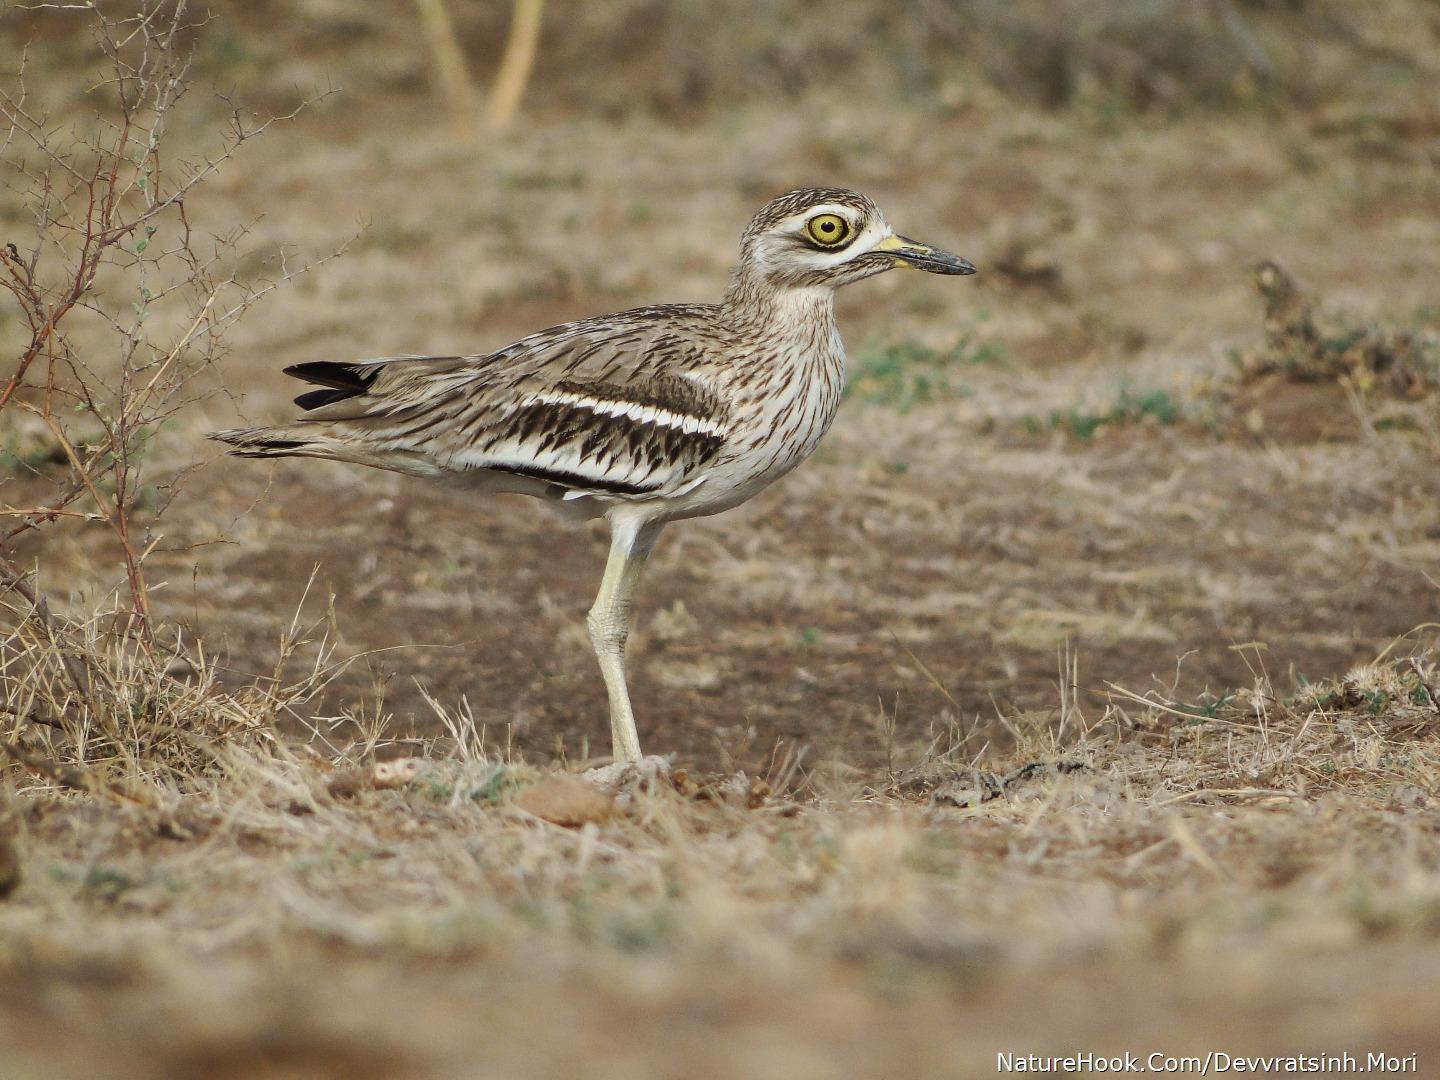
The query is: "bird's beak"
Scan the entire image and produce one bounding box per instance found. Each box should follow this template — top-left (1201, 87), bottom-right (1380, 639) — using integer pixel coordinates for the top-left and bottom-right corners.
top-left (873, 233), bottom-right (977, 276)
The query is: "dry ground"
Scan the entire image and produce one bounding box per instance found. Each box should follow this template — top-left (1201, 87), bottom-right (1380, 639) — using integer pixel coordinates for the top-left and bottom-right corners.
top-left (4, 22), bottom-right (1440, 1078)
top-left (4, 674), bottom-right (1440, 1079)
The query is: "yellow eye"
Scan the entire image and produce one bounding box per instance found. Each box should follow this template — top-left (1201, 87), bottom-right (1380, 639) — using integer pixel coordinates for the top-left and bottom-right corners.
top-left (806, 213), bottom-right (851, 247)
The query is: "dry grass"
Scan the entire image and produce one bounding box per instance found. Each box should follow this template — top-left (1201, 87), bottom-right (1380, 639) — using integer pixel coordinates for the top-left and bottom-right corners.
top-left (4, 647), bottom-right (1440, 1078)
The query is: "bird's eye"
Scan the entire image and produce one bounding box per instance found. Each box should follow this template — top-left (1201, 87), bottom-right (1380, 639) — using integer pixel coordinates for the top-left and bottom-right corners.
top-left (806, 213), bottom-right (851, 248)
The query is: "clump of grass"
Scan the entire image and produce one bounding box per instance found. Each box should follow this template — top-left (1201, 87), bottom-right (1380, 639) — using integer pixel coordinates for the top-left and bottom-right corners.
top-left (846, 333), bottom-right (1004, 410)
top-left (1027, 384), bottom-right (1182, 439)
top-left (0, 589), bottom-right (350, 798)
top-left (1100, 651), bottom-right (1440, 801)
top-left (1230, 322), bottom-right (1440, 399)
top-left (876, 640), bottom-right (1440, 813)
top-left (1232, 263), bottom-right (1440, 400)
top-left (1203, 272), bottom-right (1440, 441)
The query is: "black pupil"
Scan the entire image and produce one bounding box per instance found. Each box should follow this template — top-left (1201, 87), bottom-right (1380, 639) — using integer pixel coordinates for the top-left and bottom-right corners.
top-left (821, 221), bottom-right (835, 232)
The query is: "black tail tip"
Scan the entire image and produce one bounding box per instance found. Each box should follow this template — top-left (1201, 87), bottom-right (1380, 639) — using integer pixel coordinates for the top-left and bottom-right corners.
top-left (284, 361), bottom-right (378, 411)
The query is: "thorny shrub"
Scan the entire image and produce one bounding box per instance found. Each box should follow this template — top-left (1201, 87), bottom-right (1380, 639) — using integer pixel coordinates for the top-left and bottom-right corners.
top-left (0, 2), bottom-right (337, 789)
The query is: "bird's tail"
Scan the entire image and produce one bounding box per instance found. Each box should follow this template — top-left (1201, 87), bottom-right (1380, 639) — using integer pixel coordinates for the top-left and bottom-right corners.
top-left (208, 358), bottom-right (455, 476)
top-left (206, 425), bottom-right (341, 460)
top-left (207, 421), bottom-right (440, 479)
top-left (208, 360), bottom-right (381, 458)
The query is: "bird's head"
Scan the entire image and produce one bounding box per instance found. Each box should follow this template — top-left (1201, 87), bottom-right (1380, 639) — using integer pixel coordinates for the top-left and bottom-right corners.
top-left (732, 187), bottom-right (976, 292)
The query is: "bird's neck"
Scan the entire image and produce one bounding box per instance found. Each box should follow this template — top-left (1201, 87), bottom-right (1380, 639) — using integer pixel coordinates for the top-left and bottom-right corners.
top-left (720, 273), bottom-right (837, 341)
top-left (718, 275), bottom-right (846, 421)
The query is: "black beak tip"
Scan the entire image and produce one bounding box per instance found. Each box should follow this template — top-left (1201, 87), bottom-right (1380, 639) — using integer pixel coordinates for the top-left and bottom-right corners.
top-left (928, 255), bottom-right (976, 276)
top-left (899, 243), bottom-right (977, 276)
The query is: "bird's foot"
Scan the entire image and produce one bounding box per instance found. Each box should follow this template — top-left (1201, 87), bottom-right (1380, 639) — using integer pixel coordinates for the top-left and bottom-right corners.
top-left (582, 754), bottom-right (672, 802)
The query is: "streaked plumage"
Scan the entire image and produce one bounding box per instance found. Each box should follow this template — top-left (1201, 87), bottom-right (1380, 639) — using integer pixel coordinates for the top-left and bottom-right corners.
top-left (212, 188), bottom-right (975, 762)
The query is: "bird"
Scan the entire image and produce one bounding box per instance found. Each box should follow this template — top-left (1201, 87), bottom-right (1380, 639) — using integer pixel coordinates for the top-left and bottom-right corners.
top-left (211, 187), bottom-right (975, 764)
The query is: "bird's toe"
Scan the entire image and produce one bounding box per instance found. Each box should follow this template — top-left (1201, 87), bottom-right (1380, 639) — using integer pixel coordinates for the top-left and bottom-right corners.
top-left (582, 754), bottom-right (673, 801)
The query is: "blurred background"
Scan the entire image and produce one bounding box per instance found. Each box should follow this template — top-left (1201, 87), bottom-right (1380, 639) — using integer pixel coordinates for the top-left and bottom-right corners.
top-left (4, 8), bottom-right (1440, 1074)
top-left (14, 1), bottom-right (1435, 119)
top-left (3, 0), bottom-right (1439, 763)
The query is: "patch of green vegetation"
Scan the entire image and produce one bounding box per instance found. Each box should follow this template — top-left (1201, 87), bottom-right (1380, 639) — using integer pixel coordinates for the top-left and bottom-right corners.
top-left (1036, 384), bottom-right (1182, 440)
top-left (511, 898), bottom-right (553, 930)
top-left (424, 777), bottom-right (455, 801)
top-left (423, 763), bottom-right (513, 803)
top-left (606, 908), bottom-right (676, 954)
top-left (82, 866), bottom-right (140, 901)
top-left (498, 169), bottom-right (587, 191)
top-left (467, 765), bottom-right (511, 804)
top-left (1175, 691), bottom-right (1235, 721)
top-left (565, 882), bottom-right (677, 953)
top-left (48, 863), bottom-right (150, 903)
top-left (206, 33), bottom-right (252, 70)
top-left (0, 431), bottom-right (63, 472)
top-left (1374, 417), bottom-right (1420, 433)
top-left (846, 333), bottom-right (1003, 410)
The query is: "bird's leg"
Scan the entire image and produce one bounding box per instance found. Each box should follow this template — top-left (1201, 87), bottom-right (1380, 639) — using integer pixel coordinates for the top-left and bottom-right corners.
top-left (587, 518), bottom-right (664, 763)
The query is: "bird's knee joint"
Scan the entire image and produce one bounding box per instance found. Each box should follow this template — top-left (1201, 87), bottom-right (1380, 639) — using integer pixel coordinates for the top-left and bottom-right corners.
top-left (586, 609), bottom-right (629, 654)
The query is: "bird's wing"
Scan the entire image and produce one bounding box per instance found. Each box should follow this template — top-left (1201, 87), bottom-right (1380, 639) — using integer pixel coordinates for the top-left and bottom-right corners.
top-left (450, 370), bottom-right (728, 496)
top-left (286, 308), bottom-right (730, 497)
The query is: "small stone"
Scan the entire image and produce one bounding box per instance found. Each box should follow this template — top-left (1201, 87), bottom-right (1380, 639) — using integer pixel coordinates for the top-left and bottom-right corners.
top-left (325, 758), bottom-right (421, 798)
top-left (371, 758), bottom-right (421, 789)
top-left (515, 775), bottom-right (616, 827)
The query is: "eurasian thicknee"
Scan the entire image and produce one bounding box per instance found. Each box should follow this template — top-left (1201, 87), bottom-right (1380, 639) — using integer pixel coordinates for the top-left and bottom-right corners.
top-left (211, 188), bottom-right (975, 765)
